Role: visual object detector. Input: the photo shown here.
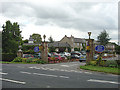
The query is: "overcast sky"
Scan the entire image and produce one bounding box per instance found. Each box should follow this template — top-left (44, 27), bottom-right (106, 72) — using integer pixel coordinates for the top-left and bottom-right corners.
top-left (0, 0), bottom-right (118, 44)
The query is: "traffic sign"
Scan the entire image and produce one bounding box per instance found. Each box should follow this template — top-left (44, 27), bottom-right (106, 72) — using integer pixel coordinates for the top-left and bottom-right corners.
top-left (34, 46), bottom-right (39, 52)
top-left (95, 45), bottom-right (105, 53)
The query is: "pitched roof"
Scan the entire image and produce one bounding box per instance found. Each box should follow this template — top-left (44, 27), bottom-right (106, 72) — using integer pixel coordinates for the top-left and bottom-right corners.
top-left (74, 38), bottom-right (86, 43)
top-left (48, 42), bottom-right (71, 47)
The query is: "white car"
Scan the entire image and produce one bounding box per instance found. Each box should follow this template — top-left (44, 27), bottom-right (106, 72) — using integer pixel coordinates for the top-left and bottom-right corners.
top-left (63, 52), bottom-right (71, 57)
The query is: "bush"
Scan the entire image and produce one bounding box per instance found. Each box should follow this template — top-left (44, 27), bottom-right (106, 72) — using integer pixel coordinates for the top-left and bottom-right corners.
top-left (100, 60), bottom-right (105, 67)
top-left (22, 58), bottom-right (27, 62)
top-left (2, 53), bottom-right (17, 62)
top-left (89, 61), bottom-right (97, 66)
top-left (104, 60), bottom-right (118, 68)
top-left (12, 57), bottom-right (22, 62)
top-left (26, 57), bottom-right (35, 63)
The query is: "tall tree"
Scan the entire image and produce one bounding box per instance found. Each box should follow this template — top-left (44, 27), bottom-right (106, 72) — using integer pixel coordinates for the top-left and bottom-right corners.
top-left (2, 20), bottom-right (22, 54)
top-left (31, 33), bottom-right (42, 43)
top-left (48, 36), bottom-right (54, 43)
top-left (97, 30), bottom-right (111, 46)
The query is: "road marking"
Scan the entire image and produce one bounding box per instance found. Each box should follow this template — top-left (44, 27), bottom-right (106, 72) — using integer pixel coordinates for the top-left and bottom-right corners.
top-left (20, 71), bottom-right (31, 74)
top-left (0, 78), bottom-right (26, 84)
top-left (59, 76), bottom-right (69, 79)
top-left (61, 65), bottom-right (69, 67)
top-left (0, 72), bottom-right (8, 75)
top-left (84, 72), bottom-right (92, 74)
top-left (33, 73), bottom-right (58, 77)
top-left (87, 79), bottom-right (120, 84)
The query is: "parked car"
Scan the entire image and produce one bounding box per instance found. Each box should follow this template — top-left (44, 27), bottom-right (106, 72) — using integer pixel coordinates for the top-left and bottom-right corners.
top-left (71, 51), bottom-right (81, 56)
top-left (48, 54), bottom-right (63, 61)
top-left (71, 54), bottom-right (80, 59)
top-left (33, 53), bottom-right (41, 59)
top-left (23, 54), bottom-right (34, 58)
top-left (79, 54), bottom-right (98, 62)
top-left (63, 52), bottom-right (71, 57)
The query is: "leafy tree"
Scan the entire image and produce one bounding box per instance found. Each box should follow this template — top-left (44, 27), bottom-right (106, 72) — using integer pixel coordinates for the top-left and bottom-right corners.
top-left (48, 36), bottom-right (54, 43)
top-left (49, 46), bottom-right (55, 53)
top-left (31, 33), bottom-right (42, 43)
top-left (2, 20), bottom-right (22, 54)
top-left (97, 30), bottom-right (111, 46)
top-left (23, 39), bottom-right (28, 43)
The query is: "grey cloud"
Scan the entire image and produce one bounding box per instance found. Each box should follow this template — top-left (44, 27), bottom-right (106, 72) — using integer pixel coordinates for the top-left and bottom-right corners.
top-left (1, 1), bottom-right (117, 34)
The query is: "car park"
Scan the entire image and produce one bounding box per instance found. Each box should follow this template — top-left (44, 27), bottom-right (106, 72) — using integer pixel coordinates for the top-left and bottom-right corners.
top-left (71, 51), bottom-right (81, 56)
top-left (63, 52), bottom-right (71, 57)
top-left (71, 54), bottom-right (80, 59)
top-left (23, 54), bottom-right (34, 58)
top-left (48, 54), bottom-right (63, 61)
top-left (79, 54), bottom-right (98, 62)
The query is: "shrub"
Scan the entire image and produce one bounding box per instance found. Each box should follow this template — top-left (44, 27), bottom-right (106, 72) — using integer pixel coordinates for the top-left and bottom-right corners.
top-left (100, 60), bottom-right (105, 67)
top-left (26, 57), bottom-right (35, 63)
top-left (104, 60), bottom-right (118, 68)
top-left (32, 58), bottom-right (40, 62)
top-left (12, 57), bottom-right (22, 62)
top-left (67, 56), bottom-right (71, 60)
top-left (2, 53), bottom-right (17, 62)
top-left (35, 60), bottom-right (46, 64)
top-left (89, 61), bottom-right (97, 66)
top-left (22, 58), bottom-right (27, 62)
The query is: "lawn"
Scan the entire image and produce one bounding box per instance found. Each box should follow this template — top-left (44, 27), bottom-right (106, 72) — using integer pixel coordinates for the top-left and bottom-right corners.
top-left (80, 65), bottom-right (120, 75)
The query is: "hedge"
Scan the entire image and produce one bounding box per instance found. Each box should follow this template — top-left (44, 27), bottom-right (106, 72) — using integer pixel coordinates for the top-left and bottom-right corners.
top-left (2, 53), bottom-right (17, 62)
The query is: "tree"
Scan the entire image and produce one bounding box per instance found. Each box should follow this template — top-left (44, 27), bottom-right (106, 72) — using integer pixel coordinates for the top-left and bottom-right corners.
top-left (97, 30), bottom-right (111, 46)
top-left (2, 20), bottom-right (22, 54)
top-left (23, 39), bottom-right (28, 43)
top-left (31, 33), bottom-right (42, 43)
top-left (48, 36), bottom-right (54, 43)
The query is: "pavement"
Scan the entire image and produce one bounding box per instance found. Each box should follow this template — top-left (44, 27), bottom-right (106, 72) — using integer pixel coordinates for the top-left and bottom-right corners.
top-left (1, 61), bottom-right (120, 88)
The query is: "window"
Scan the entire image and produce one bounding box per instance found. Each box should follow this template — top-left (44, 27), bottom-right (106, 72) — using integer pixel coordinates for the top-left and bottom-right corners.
top-left (77, 43), bottom-right (79, 46)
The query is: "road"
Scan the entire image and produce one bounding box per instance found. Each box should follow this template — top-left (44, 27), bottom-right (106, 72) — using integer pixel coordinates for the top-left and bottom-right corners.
top-left (1, 61), bottom-right (119, 88)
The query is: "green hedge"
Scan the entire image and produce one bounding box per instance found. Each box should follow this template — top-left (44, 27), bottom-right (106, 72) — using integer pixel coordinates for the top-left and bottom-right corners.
top-left (2, 53), bottom-right (17, 62)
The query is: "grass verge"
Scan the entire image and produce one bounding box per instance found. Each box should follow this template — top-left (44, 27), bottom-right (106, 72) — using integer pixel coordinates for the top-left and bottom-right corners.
top-left (80, 65), bottom-right (120, 75)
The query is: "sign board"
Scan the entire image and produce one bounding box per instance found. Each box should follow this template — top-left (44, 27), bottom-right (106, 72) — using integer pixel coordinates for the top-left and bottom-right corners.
top-left (95, 45), bottom-right (104, 53)
top-left (34, 46), bottom-right (39, 52)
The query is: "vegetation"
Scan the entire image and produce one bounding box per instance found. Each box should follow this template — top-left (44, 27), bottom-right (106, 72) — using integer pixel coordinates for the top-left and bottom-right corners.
top-left (32, 33), bottom-right (42, 43)
top-left (11, 57), bottom-right (47, 64)
top-left (48, 36), bottom-right (54, 43)
top-left (2, 20), bottom-right (22, 54)
top-left (97, 30), bottom-right (111, 46)
top-left (80, 65), bottom-right (120, 75)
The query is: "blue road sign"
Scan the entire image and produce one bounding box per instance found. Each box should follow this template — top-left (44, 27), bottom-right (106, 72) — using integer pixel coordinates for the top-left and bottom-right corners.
top-left (34, 46), bottom-right (39, 52)
top-left (95, 45), bottom-right (105, 52)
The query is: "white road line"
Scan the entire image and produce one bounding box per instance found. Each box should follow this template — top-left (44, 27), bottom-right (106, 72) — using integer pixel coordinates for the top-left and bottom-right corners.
top-left (0, 72), bottom-right (8, 75)
top-left (48, 69), bottom-right (56, 71)
top-left (61, 65), bottom-right (69, 67)
top-left (84, 72), bottom-right (92, 74)
top-left (59, 76), bottom-right (69, 79)
top-left (33, 73), bottom-right (58, 77)
top-left (0, 78), bottom-right (26, 84)
top-left (20, 71), bottom-right (31, 74)
top-left (87, 79), bottom-right (120, 84)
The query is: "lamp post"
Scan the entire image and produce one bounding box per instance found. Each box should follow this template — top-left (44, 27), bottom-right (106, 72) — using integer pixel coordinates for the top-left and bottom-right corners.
top-left (88, 32), bottom-right (91, 39)
top-left (43, 34), bottom-right (46, 42)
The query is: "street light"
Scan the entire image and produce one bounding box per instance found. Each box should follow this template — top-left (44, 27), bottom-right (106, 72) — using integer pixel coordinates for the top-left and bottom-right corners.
top-left (43, 34), bottom-right (46, 42)
top-left (88, 32), bottom-right (91, 39)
